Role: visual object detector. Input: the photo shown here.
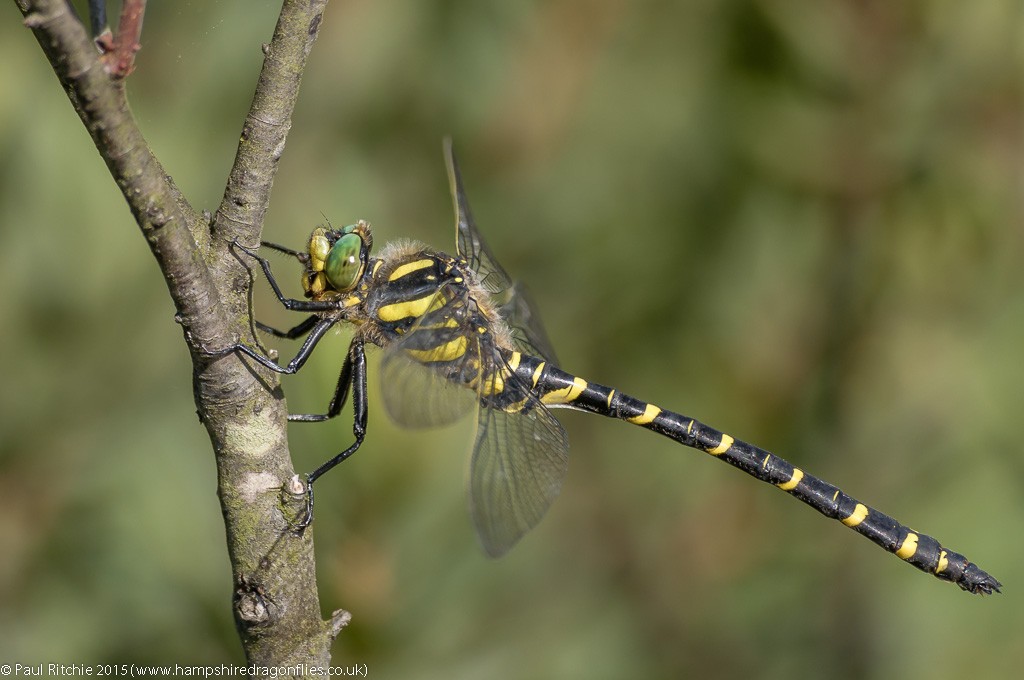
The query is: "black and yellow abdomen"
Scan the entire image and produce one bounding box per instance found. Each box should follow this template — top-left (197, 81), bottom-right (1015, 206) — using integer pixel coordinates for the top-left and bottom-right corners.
top-left (496, 349), bottom-right (1000, 594)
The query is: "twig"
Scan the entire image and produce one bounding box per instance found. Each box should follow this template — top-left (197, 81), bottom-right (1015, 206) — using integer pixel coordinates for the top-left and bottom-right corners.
top-left (14, 0), bottom-right (339, 665)
top-left (105, 0), bottom-right (145, 78)
top-left (17, 0), bottom-right (218, 342)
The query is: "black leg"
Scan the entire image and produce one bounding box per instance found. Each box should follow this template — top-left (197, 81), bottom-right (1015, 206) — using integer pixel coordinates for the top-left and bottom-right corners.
top-left (255, 315), bottom-right (320, 340)
top-left (227, 241), bottom-right (369, 530)
top-left (88, 0), bottom-right (106, 37)
top-left (288, 346), bottom-right (354, 423)
top-left (230, 317), bottom-right (337, 375)
top-left (250, 314), bottom-right (347, 420)
top-left (262, 241), bottom-right (308, 260)
top-left (295, 339), bottom-right (368, 530)
top-left (232, 240), bottom-right (340, 314)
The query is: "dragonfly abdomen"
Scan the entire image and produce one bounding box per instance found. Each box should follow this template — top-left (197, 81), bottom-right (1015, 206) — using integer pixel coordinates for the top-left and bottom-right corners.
top-left (510, 354), bottom-right (1000, 594)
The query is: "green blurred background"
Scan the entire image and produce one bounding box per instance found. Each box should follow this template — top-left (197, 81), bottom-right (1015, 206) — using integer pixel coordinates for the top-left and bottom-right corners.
top-left (1, 0), bottom-right (1021, 677)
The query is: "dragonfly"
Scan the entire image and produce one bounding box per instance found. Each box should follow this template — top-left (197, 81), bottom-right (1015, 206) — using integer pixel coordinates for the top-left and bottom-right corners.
top-left (219, 139), bottom-right (1000, 595)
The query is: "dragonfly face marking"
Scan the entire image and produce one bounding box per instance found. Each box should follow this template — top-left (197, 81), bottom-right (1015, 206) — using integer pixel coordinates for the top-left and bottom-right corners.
top-left (227, 140), bottom-right (1000, 594)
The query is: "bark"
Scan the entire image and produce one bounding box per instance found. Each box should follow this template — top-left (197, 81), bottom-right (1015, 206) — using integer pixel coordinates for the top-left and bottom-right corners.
top-left (13, 0), bottom-right (347, 667)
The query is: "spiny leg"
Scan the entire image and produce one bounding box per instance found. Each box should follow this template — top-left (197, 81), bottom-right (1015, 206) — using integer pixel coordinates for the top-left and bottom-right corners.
top-left (87, 0), bottom-right (106, 37)
top-left (226, 241), bottom-right (370, 529)
top-left (224, 330), bottom-right (368, 531)
top-left (261, 240), bottom-right (309, 260)
top-left (228, 316), bottom-right (338, 375)
top-left (288, 339), bottom-right (355, 423)
top-left (232, 239), bottom-right (340, 314)
top-left (255, 315), bottom-right (320, 340)
top-left (223, 240), bottom-right (340, 364)
top-left (295, 339), bottom-right (369, 530)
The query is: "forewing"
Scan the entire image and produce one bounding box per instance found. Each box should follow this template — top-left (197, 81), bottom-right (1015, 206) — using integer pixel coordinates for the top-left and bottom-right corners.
top-left (468, 363), bottom-right (570, 557)
top-left (445, 138), bottom-right (513, 293)
top-left (444, 138), bottom-right (558, 363)
top-left (378, 285), bottom-right (479, 428)
top-left (499, 282), bottom-right (559, 364)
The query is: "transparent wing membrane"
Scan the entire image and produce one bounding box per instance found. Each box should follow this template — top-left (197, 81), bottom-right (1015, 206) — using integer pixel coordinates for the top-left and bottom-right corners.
top-left (499, 281), bottom-right (559, 364)
top-left (444, 139), bottom-right (557, 363)
top-left (378, 270), bottom-right (569, 555)
top-left (379, 349), bottom-right (478, 428)
top-left (379, 285), bottom-right (479, 428)
top-left (468, 359), bottom-right (569, 558)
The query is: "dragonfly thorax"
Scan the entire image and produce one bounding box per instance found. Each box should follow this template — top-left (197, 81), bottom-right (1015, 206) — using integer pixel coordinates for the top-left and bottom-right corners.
top-left (365, 246), bottom-right (502, 344)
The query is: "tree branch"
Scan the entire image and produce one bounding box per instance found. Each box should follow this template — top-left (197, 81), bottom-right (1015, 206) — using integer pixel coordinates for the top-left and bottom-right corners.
top-left (213, 2), bottom-right (325, 249)
top-left (105, 0), bottom-right (145, 77)
top-left (14, 0), bottom-right (337, 666)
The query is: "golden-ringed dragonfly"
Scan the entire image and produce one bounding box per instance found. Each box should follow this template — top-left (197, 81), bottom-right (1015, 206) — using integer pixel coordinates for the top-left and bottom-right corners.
top-left (220, 140), bottom-right (1000, 595)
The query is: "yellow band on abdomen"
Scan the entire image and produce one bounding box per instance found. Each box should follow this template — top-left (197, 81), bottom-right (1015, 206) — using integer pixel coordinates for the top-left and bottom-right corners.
top-left (627, 403), bottom-right (661, 425)
top-left (841, 503), bottom-right (868, 527)
top-left (776, 468), bottom-right (803, 491)
top-left (707, 434), bottom-right (734, 455)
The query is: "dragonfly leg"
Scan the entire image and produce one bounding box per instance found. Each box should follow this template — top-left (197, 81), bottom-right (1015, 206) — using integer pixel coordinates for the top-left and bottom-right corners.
top-left (294, 339), bottom-right (368, 530)
top-left (227, 317), bottom-right (337, 375)
top-left (255, 315), bottom-right (320, 340)
top-left (87, 0), bottom-right (106, 37)
top-left (232, 239), bottom-right (340, 314)
top-left (261, 240), bottom-right (308, 260)
top-left (288, 339), bottom-right (356, 423)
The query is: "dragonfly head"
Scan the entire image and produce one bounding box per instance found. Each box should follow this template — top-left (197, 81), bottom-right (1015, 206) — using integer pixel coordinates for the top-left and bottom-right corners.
top-left (302, 219), bottom-right (374, 297)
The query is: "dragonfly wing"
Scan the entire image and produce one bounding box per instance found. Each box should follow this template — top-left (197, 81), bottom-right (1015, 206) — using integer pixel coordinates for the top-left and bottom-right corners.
top-left (445, 138), bottom-right (513, 292)
top-left (378, 349), bottom-right (478, 428)
top-left (444, 138), bottom-right (558, 363)
top-left (499, 281), bottom-right (559, 364)
top-left (378, 284), bottom-right (480, 428)
top-left (468, 361), bottom-right (570, 557)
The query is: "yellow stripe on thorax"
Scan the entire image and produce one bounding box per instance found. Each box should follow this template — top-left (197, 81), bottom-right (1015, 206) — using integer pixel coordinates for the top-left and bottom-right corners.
top-left (470, 363), bottom-right (507, 397)
top-left (377, 293), bottom-right (437, 322)
top-left (404, 335), bottom-right (468, 363)
top-left (388, 258), bottom-right (435, 281)
top-left (480, 370), bottom-right (506, 397)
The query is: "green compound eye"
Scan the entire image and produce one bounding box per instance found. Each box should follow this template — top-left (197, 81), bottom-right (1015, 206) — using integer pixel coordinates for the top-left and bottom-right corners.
top-left (324, 233), bottom-right (364, 291)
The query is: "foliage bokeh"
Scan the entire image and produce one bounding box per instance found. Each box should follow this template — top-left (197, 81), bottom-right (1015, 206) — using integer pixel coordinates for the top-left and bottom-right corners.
top-left (1, 1), bottom-right (1021, 677)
